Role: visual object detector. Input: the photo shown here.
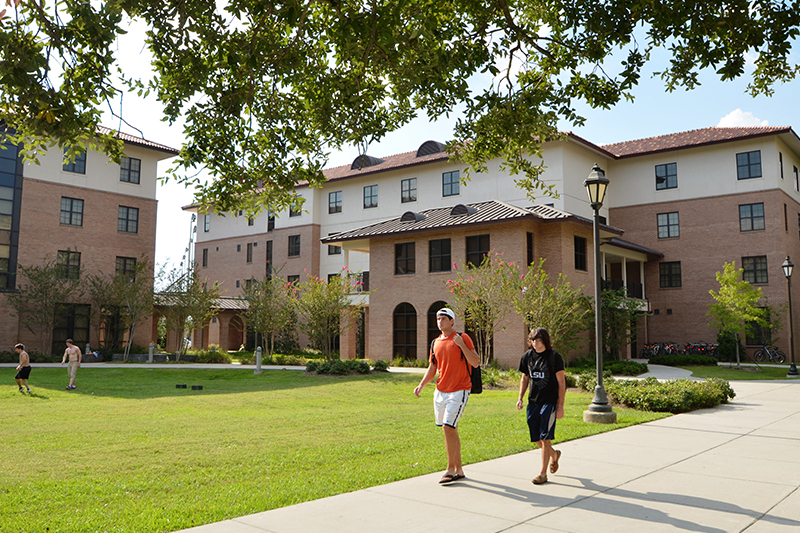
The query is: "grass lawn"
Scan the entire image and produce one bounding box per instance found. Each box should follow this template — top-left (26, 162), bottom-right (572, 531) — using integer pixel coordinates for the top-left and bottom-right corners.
top-left (2, 368), bottom-right (669, 533)
top-left (681, 363), bottom-right (797, 380)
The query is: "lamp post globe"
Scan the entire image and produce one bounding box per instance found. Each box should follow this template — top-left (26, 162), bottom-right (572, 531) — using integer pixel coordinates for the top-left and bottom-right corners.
top-left (783, 257), bottom-right (799, 378)
top-left (583, 164), bottom-right (616, 423)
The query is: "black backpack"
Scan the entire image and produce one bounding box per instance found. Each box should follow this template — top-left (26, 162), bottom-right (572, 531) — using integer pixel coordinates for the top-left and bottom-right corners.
top-left (429, 334), bottom-right (482, 394)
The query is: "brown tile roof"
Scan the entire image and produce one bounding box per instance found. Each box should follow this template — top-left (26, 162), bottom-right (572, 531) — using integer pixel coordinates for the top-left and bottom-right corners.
top-left (322, 200), bottom-right (622, 243)
top-left (97, 126), bottom-right (179, 155)
top-left (315, 147), bottom-right (451, 186)
top-left (602, 126), bottom-right (792, 158)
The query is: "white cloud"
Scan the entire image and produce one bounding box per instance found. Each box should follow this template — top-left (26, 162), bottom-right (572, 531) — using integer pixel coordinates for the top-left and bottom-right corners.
top-left (717, 109), bottom-right (769, 127)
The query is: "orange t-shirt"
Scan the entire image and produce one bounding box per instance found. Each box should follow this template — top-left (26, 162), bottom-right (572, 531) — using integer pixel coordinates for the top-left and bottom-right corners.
top-left (430, 332), bottom-right (475, 393)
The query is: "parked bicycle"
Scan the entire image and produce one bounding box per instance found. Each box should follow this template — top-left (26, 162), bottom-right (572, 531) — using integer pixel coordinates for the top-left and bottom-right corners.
top-left (753, 345), bottom-right (787, 364)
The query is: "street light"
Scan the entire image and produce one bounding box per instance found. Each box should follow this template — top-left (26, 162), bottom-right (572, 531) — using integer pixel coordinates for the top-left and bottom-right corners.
top-left (782, 257), bottom-right (799, 378)
top-left (583, 164), bottom-right (617, 423)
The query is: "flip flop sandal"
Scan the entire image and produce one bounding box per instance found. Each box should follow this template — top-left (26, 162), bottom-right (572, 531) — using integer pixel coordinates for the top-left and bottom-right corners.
top-left (451, 474), bottom-right (466, 481)
top-left (532, 474), bottom-right (548, 485)
top-left (550, 450), bottom-right (562, 474)
top-left (439, 474), bottom-right (456, 484)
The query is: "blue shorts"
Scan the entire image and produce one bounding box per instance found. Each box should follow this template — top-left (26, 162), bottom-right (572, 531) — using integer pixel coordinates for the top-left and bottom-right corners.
top-left (527, 402), bottom-right (556, 442)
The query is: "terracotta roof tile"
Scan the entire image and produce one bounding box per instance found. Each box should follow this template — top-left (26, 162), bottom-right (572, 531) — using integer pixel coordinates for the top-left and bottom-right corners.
top-left (97, 126), bottom-right (179, 155)
top-left (602, 126), bottom-right (791, 158)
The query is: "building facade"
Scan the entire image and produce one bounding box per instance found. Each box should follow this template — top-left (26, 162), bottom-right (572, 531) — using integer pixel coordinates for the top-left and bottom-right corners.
top-left (187, 126), bottom-right (800, 366)
top-left (0, 127), bottom-right (178, 353)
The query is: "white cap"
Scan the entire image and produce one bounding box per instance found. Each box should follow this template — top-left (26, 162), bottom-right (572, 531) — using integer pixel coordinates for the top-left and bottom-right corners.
top-left (437, 308), bottom-right (455, 320)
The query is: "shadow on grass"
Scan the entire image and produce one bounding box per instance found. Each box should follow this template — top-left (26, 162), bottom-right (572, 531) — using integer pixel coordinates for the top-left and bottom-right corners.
top-left (7, 367), bottom-right (418, 399)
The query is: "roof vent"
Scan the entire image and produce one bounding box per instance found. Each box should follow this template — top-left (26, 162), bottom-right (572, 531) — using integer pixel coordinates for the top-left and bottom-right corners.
top-left (351, 154), bottom-right (385, 170)
top-left (450, 204), bottom-right (476, 216)
top-left (400, 211), bottom-right (425, 223)
top-left (416, 140), bottom-right (445, 157)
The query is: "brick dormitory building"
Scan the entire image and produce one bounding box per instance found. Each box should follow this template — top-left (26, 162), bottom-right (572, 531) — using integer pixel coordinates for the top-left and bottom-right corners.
top-left (186, 126), bottom-right (800, 367)
top-left (0, 127), bottom-right (178, 354)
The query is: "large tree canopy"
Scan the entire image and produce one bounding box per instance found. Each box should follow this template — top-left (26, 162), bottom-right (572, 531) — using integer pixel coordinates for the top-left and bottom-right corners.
top-left (2, 0), bottom-right (799, 211)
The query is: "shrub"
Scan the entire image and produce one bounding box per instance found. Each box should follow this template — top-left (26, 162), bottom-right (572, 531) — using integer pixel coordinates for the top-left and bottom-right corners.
top-left (307, 358), bottom-right (372, 375)
top-left (391, 357), bottom-right (428, 368)
top-left (605, 360), bottom-right (648, 376)
top-left (0, 350), bottom-right (59, 363)
top-left (194, 350), bottom-right (233, 364)
top-left (716, 332), bottom-right (746, 362)
top-left (273, 354), bottom-right (308, 366)
top-left (577, 376), bottom-right (736, 413)
top-left (371, 359), bottom-right (390, 372)
top-left (648, 354), bottom-right (718, 366)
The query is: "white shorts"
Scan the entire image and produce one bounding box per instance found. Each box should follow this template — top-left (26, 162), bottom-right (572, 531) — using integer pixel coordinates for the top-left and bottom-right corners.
top-left (434, 389), bottom-right (470, 428)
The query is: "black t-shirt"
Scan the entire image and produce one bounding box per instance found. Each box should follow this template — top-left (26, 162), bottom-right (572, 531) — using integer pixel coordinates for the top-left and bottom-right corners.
top-left (518, 348), bottom-right (565, 405)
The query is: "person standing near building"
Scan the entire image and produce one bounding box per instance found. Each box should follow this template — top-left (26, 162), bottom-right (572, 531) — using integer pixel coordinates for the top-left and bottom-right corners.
top-left (517, 327), bottom-right (566, 485)
top-left (14, 343), bottom-right (31, 393)
top-left (414, 308), bottom-right (480, 484)
top-left (61, 339), bottom-right (82, 390)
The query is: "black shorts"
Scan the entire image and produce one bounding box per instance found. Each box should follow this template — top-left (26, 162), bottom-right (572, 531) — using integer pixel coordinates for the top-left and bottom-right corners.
top-left (15, 366), bottom-right (31, 380)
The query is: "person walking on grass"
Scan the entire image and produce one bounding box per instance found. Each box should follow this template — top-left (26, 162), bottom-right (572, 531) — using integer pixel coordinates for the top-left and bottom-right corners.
top-left (61, 339), bottom-right (82, 390)
top-left (414, 308), bottom-right (480, 484)
top-left (14, 343), bottom-right (31, 393)
top-left (517, 327), bottom-right (566, 485)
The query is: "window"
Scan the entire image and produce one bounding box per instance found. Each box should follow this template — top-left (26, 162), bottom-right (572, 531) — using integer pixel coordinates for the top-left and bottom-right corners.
top-left (393, 303), bottom-right (417, 360)
top-left (574, 236), bottom-right (587, 270)
top-left (329, 191), bottom-right (342, 214)
top-left (395, 242), bottom-right (415, 275)
top-left (736, 150), bottom-right (762, 180)
top-left (57, 250), bottom-right (81, 280)
top-left (328, 233), bottom-right (341, 255)
top-left (657, 212), bottom-right (680, 238)
top-left (429, 239), bottom-right (451, 273)
top-left (62, 148), bottom-right (86, 174)
top-left (289, 202), bottom-right (302, 217)
top-left (443, 170), bottom-right (460, 197)
top-left (0, 186), bottom-right (13, 231)
top-left (247, 217), bottom-right (254, 226)
top-left (118, 206), bottom-right (139, 233)
top-left (527, 232), bottom-right (534, 267)
top-left (52, 303), bottom-right (90, 355)
top-left (0, 244), bottom-right (10, 289)
top-left (466, 234), bottom-right (490, 267)
top-left (659, 262), bottom-right (681, 288)
top-left (746, 307), bottom-right (771, 345)
top-left (401, 178), bottom-right (417, 203)
top-left (246, 242), bottom-right (253, 263)
top-left (120, 157), bottom-right (141, 184)
top-left (327, 273), bottom-right (339, 282)
top-left (266, 240), bottom-right (273, 280)
top-left (287, 275), bottom-right (300, 285)
top-left (115, 256), bottom-right (137, 280)
top-left (795, 166), bottom-right (799, 192)
top-left (655, 163), bottom-right (677, 190)
top-left (60, 197), bottom-right (84, 226)
top-left (237, 244), bottom-right (241, 252)
top-left (202, 248), bottom-right (208, 268)
top-left (236, 280), bottom-right (240, 288)
top-left (363, 185), bottom-right (378, 208)
top-left (780, 152), bottom-right (784, 179)
top-left (204, 214), bottom-right (210, 232)
top-left (288, 235), bottom-right (301, 257)
top-left (739, 203), bottom-right (765, 231)
top-left (267, 211), bottom-right (275, 232)
top-left (742, 256), bottom-right (768, 284)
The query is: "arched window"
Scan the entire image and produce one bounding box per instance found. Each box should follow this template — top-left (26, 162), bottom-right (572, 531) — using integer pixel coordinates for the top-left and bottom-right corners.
top-left (427, 300), bottom-right (449, 351)
top-left (393, 303), bottom-right (417, 360)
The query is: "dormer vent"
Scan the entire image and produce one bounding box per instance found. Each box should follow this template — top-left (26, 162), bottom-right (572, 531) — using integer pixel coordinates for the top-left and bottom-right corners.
top-left (416, 140), bottom-right (445, 157)
top-left (400, 211), bottom-right (426, 223)
top-left (351, 154), bottom-right (385, 170)
top-left (450, 204), bottom-right (476, 216)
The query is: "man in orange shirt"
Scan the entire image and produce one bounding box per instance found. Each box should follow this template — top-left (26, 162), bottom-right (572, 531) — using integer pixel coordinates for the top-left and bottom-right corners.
top-left (414, 308), bottom-right (480, 484)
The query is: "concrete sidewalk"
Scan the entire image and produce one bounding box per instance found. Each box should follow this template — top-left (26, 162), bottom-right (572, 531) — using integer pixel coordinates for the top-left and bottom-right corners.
top-left (179, 379), bottom-right (800, 533)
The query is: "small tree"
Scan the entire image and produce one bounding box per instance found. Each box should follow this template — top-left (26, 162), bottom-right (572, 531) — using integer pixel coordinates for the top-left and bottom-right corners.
top-left (240, 273), bottom-right (295, 357)
top-left (513, 259), bottom-right (592, 355)
top-left (601, 287), bottom-right (645, 360)
top-left (6, 257), bottom-right (84, 354)
top-left (294, 269), bottom-right (363, 360)
top-left (708, 261), bottom-right (767, 368)
top-left (158, 267), bottom-right (223, 361)
top-left (445, 251), bottom-right (520, 365)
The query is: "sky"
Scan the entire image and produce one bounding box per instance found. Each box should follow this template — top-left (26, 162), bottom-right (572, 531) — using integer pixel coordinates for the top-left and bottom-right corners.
top-left (102, 21), bottom-right (800, 273)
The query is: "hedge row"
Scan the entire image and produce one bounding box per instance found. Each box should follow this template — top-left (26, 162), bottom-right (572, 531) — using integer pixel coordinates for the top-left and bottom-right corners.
top-left (577, 374), bottom-right (735, 413)
top-left (648, 354), bottom-right (719, 366)
top-left (305, 359), bottom-right (389, 375)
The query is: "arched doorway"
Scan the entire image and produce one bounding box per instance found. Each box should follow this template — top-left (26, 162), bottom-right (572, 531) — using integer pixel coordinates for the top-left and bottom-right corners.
top-left (392, 303), bottom-right (417, 360)
top-left (427, 300), bottom-right (449, 350)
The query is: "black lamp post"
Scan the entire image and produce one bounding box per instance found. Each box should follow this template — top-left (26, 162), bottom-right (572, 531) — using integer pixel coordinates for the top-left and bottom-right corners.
top-left (782, 257), bottom-right (799, 378)
top-left (583, 164), bottom-right (617, 423)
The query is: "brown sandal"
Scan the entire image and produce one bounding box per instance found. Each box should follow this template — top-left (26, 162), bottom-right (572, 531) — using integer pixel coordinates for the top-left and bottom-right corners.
top-left (550, 449), bottom-right (562, 474)
top-left (532, 474), bottom-right (548, 485)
